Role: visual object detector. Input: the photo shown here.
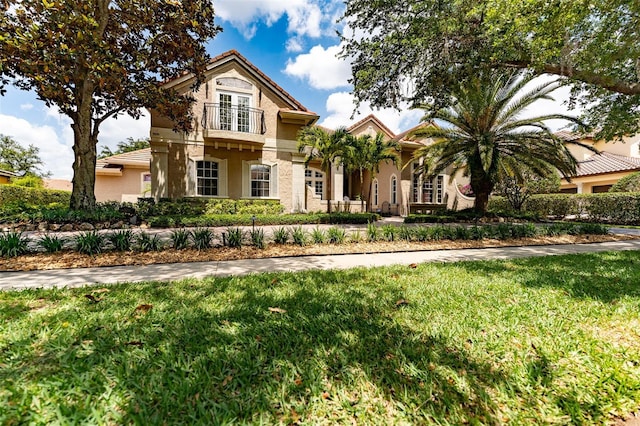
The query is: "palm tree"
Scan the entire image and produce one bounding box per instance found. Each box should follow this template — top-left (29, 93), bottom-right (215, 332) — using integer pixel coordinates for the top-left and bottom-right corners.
top-left (410, 70), bottom-right (588, 214)
top-left (297, 126), bottom-right (352, 213)
top-left (361, 133), bottom-right (400, 212)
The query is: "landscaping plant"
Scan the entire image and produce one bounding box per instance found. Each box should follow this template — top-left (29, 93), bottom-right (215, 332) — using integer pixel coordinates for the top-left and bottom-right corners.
top-left (290, 226), bottom-right (307, 246)
top-left (225, 227), bottom-right (243, 248)
top-left (0, 231), bottom-right (30, 257)
top-left (191, 228), bottom-right (214, 250)
top-left (326, 226), bottom-right (347, 244)
top-left (107, 229), bottom-right (134, 252)
top-left (272, 227), bottom-right (289, 244)
top-left (37, 234), bottom-right (66, 253)
top-left (250, 228), bottom-right (267, 249)
top-left (74, 231), bottom-right (105, 256)
top-left (170, 228), bottom-right (192, 250)
top-left (310, 227), bottom-right (326, 244)
top-left (136, 232), bottom-right (163, 252)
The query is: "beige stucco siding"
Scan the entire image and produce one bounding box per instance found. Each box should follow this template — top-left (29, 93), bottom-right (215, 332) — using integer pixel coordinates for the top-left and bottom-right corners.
top-left (95, 166), bottom-right (150, 202)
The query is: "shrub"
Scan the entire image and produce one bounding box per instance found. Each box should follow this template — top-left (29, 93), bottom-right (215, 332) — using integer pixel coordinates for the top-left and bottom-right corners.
top-left (136, 232), bottom-right (163, 252)
top-left (205, 199), bottom-right (284, 215)
top-left (610, 171), bottom-right (640, 192)
top-left (225, 227), bottom-right (243, 248)
top-left (578, 223), bottom-right (609, 235)
top-left (0, 185), bottom-right (70, 207)
top-left (326, 227), bottom-right (347, 244)
top-left (469, 225), bottom-right (488, 240)
top-left (454, 225), bottom-right (472, 240)
top-left (349, 229), bottom-right (363, 243)
top-left (191, 228), bottom-right (214, 250)
top-left (366, 223), bottom-right (380, 242)
top-left (398, 225), bottom-right (414, 242)
top-left (38, 234), bottom-right (66, 253)
top-left (74, 231), bottom-right (105, 256)
top-left (0, 231), bottom-right (31, 257)
top-left (272, 227), bottom-right (289, 244)
top-left (311, 227), bottom-right (326, 244)
top-left (414, 227), bottom-right (431, 242)
top-left (170, 228), bottom-right (192, 250)
top-left (291, 226), bottom-right (307, 246)
top-left (381, 225), bottom-right (397, 242)
top-left (107, 229), bottom-right (134, 252)
top-left (511, 223), bottom-right (538, 238)
top-left (250, 228), bottom-right (267, 249)
top-left (493, 223), bottom-right (514, 240)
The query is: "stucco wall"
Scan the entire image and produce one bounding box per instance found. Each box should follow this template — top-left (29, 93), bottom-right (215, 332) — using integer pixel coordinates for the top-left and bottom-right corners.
top-left (95, 166), bottom-right (150, 202)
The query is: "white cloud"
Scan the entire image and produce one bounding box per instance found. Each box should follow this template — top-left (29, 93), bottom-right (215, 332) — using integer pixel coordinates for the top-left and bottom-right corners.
top-left (520, 75), bottom-right (583, 131)
top-left (319, 92), bottom-right (423, 135)
top-left (286, 37), bottom-right (304, 53)
top-left (215, 0), bottom-right (328, 39)
top-left (20, 103), bottom-right (34, 111)
top-left (284, 44), bottom-right (352, 90)
top-left (0, 107), bottom-right (149, 180)
top-left (0, 113), bottom-right (74, 179)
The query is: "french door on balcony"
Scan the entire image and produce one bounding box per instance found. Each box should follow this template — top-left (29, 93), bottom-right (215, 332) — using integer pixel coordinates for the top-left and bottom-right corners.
top-left (218, 92), bottom-right (252, 133)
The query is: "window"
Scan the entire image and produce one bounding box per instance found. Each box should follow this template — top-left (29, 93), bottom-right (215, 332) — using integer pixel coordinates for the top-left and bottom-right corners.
top-left (251, 164), bottom-right (271, 197)
top-left (390, 175), bottom-right (397, 204)
top-left (373, 178), bottom-right (379, 206)
top-left (305, 168), bottom-right (324, 197)
top-left (218, 92), bottom-right (252, 133)
top-left (197, 160), bottom-right (219, 196)
top-left (412, 161), bottom-right (444, 203)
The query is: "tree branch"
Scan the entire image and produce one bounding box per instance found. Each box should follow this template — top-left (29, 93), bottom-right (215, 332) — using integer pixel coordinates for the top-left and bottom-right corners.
top-left (504, 61), bottom-right (640, 95)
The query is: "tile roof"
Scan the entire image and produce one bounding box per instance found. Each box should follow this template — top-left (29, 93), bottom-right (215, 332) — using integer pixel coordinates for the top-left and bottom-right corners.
top-left (575, 152), bottom-right (640, 177)
top-left (0, 169), bottom-right (17, 178)
top-left (554, 130), bottom-right (596, 141)
top-left (392, 121), bottom-right (437, 144)
top-left (347, 114), bottom-right (396, 138)
top-left (96, 148), bottom-right (151, 168)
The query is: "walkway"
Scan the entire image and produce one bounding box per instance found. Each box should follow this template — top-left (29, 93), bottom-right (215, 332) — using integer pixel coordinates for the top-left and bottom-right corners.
top-left (2, 239), bottom-right (640, 291)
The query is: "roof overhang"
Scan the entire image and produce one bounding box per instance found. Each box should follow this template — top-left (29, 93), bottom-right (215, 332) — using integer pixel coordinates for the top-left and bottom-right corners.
top-left (279, 109), bottom-right (319, 126)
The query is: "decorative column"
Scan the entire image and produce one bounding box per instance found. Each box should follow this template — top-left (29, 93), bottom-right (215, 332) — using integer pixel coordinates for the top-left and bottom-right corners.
top-left (151, 142), bottom-right (169, 201)
top-left (291, 154), bottom-right (307, 212)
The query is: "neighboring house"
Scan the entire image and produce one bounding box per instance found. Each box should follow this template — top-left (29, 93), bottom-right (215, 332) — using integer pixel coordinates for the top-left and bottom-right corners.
top-left (557, 131), bottom-right (640, 193)
top-left (43, 179), bottom-right (72, 192)
top-left (95, 148), bottom-right (151, 202)
top-left (149, 50), bottom-right (319, 212)
top-left (0, 169), bottom-right (17, 184)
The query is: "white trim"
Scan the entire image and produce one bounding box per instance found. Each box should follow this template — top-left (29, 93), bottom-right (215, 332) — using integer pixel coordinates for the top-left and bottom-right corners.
top-left (242, 160), bottom-right (279, 199)
top-left (390, 174), bottom-right (398, 205)
top-left (372, 178), bottom-right (379, 207)
top-left (188, 155), bottom-right (228, 197)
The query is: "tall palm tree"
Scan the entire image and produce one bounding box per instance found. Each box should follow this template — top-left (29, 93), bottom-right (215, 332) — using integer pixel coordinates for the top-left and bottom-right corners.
top-left (410, 70), bottom-right (588, 214)
top-left (361, 133), bottom-right (400, 212)
top-left (297, 126), bottom-right (352, 213)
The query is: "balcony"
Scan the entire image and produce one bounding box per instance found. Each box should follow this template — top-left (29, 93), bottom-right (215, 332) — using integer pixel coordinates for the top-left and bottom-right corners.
top-left (201, 103), bottom-right (266, 143)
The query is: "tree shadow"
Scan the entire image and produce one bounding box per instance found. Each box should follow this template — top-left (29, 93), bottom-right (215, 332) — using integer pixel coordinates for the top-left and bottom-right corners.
top-left (453, 250), bottom-right (640, 303)
top-left (2, 269), bottom-right (513, 424)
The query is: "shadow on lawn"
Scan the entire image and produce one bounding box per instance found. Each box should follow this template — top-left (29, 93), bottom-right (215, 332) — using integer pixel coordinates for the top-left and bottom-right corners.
top-left (2, 269), bottom-right (509, 424)
top-left (454, 250), bottom-right (640, 303)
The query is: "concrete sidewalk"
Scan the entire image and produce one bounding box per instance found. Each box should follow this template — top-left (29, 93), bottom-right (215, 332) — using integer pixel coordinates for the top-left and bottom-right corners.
top-left (2, 239), bottom-right (640, 291)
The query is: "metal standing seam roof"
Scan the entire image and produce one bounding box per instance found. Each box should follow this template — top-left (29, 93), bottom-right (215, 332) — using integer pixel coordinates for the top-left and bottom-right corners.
top-left (574, 152), bottom-right (640, 177)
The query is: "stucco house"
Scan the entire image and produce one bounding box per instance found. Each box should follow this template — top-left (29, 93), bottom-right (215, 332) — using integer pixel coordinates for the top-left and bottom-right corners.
top-left (336, 116), bottom-right (474, 215)
top-left (94, 148), bottom-right (151, 202)
top-left (149, 50), bottom-right (319, 212)
top-left (0, 169), bottom-right (16, 184)
top-left (558, 130), bottom-right (640, 193)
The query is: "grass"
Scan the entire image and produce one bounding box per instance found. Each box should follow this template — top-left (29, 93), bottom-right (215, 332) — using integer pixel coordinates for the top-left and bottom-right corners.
top-left (2, 251), bottom-right (640, 424)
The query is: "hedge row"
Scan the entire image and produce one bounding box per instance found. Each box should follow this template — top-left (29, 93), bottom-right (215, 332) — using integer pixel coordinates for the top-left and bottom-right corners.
top-left (489, 192), bottom-right (640, 224)
top-left (148, 212), bottom-right (381, 228)
top-left (0, 185), bottom-right (70, 207)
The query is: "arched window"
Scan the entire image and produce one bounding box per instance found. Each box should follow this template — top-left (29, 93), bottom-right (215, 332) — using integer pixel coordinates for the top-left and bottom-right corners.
top-left (390, 175), bottom-right (398, 204)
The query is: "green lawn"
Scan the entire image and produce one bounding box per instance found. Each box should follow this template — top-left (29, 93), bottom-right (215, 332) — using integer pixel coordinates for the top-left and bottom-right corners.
top-left (2, 252), bottom-right (640, 425)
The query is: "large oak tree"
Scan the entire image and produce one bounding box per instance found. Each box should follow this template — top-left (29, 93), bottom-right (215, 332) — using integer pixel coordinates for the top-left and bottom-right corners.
top-left (341, 0), bottom-right (640, 140)
top-left (0, 0), bottom-right (221, 210)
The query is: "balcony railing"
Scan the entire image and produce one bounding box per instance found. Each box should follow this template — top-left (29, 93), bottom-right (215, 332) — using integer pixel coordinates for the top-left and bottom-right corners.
top-left (202, 103), bottom-right (266, 135)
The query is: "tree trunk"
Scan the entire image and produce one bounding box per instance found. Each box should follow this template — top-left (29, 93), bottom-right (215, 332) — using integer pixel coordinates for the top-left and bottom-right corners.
top-left (325, 162), bottom-right (332, 214)
top-left (70, 96), bottom-right (97, 211)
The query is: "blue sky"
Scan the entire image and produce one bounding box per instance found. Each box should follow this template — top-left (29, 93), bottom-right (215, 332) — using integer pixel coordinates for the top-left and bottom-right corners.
top-left (0, 0), bottom-right (574, 179)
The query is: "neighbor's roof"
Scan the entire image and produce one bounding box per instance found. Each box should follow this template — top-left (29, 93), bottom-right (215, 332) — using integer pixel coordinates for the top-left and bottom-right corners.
top-left (574, 152), bottom-right (640, 177)
top-left (0, 169), bottom-right (17, 178)
top-left (555, 130), bottom-right (596, 141)
top-left (162, 49), bottom-right (314, 114)
top-left (96, 148), bottom-right (151, 168)
top-left (347, 114), bottom-right (396, 139)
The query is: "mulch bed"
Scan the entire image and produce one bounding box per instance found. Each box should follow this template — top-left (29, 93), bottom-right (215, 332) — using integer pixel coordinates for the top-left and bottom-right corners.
top-left (2, 234), bottom-right (638, 272)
